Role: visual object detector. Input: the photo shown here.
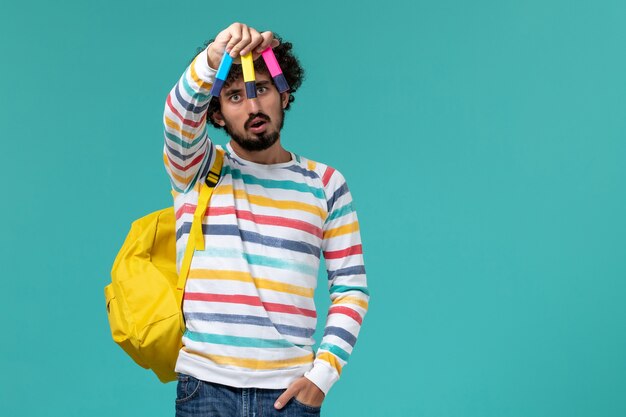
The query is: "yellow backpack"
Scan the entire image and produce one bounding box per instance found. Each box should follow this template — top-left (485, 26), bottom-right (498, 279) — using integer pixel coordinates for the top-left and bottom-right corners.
top-left (104, 149), bottom-right (224, 383)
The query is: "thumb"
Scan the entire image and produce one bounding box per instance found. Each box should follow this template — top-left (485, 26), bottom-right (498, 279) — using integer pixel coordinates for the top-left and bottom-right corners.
top-left (213, 28), bottom-right (233, 53)
top-left (274, 385), bottom-right (299, 410)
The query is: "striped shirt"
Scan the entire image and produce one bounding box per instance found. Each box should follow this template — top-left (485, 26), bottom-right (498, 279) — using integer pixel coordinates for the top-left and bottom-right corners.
top-left (162, 47), bottom-right (369, 395)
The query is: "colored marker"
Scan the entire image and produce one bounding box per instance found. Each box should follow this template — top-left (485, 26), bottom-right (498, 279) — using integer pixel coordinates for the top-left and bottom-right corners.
top-left (209, 51), bottom-right (233, 97)
top-left (241, 52), bottom-right (257, 98)
top-left (261, 47), bottom-right (289, 93)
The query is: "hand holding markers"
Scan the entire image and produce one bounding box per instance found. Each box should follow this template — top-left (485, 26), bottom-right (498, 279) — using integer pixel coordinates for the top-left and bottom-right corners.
top-left (210, 46), bottom-right (289, 98)
top-left (208, 23), bottom-right (290, 98)
top-left (207, 22), bottom-right (278, 69)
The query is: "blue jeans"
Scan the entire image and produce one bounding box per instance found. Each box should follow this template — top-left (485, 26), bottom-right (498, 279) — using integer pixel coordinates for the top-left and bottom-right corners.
top-left (175, 373), bottom-right (322, 417)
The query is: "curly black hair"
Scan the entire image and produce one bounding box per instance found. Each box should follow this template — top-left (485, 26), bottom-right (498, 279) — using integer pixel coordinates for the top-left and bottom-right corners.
top-left (192, 35), bottom-right (305, 129)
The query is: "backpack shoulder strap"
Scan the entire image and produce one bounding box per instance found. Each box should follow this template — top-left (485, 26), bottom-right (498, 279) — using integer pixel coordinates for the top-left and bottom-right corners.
top-left (175, 148), bottom-right (225, 301)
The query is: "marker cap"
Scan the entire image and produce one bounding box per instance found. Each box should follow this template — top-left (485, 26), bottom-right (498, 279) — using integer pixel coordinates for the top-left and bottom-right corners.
top-left (245, 81), bottom-right (257, 99)
top-left (209, 78), bottom-right (225, 97)
top-left (273, 73), bottom-right (289, 93)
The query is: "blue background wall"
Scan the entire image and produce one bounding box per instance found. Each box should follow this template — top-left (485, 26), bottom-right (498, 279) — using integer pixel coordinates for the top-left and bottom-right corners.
top-left (1, 0), bottom-right (625, 416)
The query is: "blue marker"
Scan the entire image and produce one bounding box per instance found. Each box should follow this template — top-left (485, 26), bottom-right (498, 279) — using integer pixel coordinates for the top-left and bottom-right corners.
top-left (209, 51), bottom-right (233, 97)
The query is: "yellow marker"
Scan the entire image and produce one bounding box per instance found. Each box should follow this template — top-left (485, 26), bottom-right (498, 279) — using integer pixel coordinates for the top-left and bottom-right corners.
top-left (241, 52), bottom-right (257, 98)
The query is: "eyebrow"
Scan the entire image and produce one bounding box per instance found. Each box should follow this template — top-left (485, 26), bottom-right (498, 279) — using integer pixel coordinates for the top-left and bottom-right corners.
top-left (222, 80), bottom-right (272, 97)
top-left (223, 87), bottom-right (243, 97)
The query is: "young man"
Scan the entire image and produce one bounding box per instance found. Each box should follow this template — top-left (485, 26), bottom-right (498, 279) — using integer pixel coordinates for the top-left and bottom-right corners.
top-left (163, 22), bottom-right (369, 416)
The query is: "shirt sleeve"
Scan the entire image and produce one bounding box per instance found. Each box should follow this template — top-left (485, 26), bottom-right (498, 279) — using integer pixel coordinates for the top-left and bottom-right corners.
top-left (304, 167), bottom-right (369, 395)
top-left (163, 46), bottom-right (218, 193)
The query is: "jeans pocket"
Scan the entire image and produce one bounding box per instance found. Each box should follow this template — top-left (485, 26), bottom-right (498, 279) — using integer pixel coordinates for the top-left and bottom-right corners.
top-left (175, 373), bottom-right (201, 404)
top-left (292, 398), bottom-right (322, 414)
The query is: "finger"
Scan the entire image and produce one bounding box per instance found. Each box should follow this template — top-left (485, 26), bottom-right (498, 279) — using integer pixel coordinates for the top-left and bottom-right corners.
top-left (212, 27), bottom-right (233, 53)
top-left (240, 29), bottom-right (263, 56)
top-left (274, 386), bottom-right (299, 410)
top-left (255, 31), bottom-right (278, 53)
top-left (225, 23), bottom-right (245, 55)
top-left (231, 25), bottom-right (252, 57)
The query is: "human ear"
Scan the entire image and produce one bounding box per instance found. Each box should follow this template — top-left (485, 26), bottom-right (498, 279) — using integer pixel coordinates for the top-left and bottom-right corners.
top-left (280, 92), bottom-right (290, 109)
top-left (211, 110), bottom-right (226, 127)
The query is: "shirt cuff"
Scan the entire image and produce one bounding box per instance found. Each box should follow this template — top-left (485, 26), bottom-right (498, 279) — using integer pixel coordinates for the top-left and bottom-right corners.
top-left (192, 45), bottom-right (218, 84)
top-left (303, 361), bottom-right (340, 396)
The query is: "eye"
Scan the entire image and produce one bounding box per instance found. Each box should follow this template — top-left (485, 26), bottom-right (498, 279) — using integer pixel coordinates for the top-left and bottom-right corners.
top-left (229, 94), bottom-right (242, 103)
top-left (257, 86), bottom-right (268, 95)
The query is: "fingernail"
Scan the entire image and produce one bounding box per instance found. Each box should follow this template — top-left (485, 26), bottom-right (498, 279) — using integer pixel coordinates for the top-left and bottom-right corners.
top-left (274, 401), bottom-right (282, 409)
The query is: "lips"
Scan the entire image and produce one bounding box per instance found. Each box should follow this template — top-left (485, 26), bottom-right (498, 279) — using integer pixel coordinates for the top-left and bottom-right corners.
top-left (249, 118), bottom-right (265, 128)
top-left (249, 121), bottom-right (267, 134)
top-left (245, 114), bottom-right (270, 133)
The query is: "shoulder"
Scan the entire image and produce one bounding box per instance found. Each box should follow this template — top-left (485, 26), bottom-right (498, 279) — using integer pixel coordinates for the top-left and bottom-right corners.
top-left (294, 155), bottom-right (351, 212)
top-left (295, 155), bottom-right (348, 188)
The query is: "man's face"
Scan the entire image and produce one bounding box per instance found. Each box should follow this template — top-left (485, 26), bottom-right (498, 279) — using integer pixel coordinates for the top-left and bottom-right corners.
top-left (215, 71), bottom-right (289, 152)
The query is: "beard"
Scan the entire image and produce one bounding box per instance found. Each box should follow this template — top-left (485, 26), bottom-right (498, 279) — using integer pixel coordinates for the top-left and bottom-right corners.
top-left (224, 108), bottom-right (285, 152)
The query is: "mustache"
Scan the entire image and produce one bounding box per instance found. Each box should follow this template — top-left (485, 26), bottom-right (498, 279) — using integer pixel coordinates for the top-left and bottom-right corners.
top-left (244, 113), bottom-right (271, 129)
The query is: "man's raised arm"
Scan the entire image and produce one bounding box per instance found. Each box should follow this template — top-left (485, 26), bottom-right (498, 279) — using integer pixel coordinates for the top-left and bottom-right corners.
top-left (162, 23), bottom-right (277, 193)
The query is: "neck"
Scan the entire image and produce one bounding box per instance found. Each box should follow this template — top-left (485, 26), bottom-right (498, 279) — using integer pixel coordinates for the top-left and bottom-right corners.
top-left (228, 138), bottom-right (292, 165)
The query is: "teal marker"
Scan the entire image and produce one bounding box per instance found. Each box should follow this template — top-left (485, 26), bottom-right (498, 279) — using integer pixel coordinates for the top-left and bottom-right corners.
top-left (209, 51), bottom-right (233, 97)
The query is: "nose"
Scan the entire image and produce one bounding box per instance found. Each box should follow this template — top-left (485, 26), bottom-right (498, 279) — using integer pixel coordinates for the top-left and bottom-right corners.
top-left (245, 96), bottom-right (260, 113)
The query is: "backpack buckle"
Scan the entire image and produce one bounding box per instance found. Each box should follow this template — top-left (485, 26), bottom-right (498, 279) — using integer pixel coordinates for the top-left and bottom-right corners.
top-left (205, 170), bottom-right (220, 187)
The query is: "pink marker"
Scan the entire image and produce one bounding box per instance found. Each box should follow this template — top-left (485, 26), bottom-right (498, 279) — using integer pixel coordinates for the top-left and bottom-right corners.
top-left (261, 47), bottom-right (290, 93)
